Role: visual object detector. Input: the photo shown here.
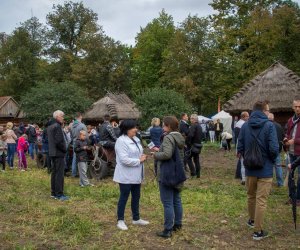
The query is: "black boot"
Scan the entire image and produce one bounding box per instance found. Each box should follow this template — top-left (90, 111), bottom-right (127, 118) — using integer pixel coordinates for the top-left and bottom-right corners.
top-left (173, 224), bottom-right (182, 232)
top-left (156, 229), bottom-right (172, 238)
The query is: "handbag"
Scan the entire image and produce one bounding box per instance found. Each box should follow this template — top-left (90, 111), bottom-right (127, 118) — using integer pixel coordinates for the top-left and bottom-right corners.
top-left (160, 145), bottom-right (186, 187)
top-left (191, 143), bottom-right (202, 154)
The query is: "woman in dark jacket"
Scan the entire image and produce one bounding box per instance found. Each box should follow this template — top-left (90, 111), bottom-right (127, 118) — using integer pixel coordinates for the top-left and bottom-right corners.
top-left (153, 116), bottom-right (185, 238)
top-left (150, 118), bottom-right (163, 148)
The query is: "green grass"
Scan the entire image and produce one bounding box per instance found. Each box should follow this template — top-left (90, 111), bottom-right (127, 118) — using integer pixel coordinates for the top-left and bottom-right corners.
top-left (0, 145), bottom-right (300, 249)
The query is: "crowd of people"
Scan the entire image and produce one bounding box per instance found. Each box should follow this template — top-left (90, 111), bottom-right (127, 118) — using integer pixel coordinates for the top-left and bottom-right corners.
top-left (1, 98), bottom-right (300, 241)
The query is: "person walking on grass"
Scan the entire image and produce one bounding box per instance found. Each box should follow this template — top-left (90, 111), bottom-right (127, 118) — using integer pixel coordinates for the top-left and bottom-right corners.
top-left (186, 114), bottom-right (203, 178)
top-left (113, 119), bottom-right (149, 231)
top-left (0, 134), bottom-right (7, 172)
top-left (5, 122), bottom-right (17, 169)
top-left (70, 112), bottom-right (87, 177)
top-left (283, 98), bottom-right (300, 205)
top-left (17, 134), bottom-right (29, 171)
top-left (235, 112), bottom-right (250, 185)
top-left (214, 119), bottom-right (223, 142)
top-left (153, 116), bottom-right (185, 238)
top-left (74, 130), bottom-right (94, 187)
top-left (26, 124), bottom-right (37, 160)
top-left (221, 131), bottom-right (233, 151)
top-left (208, 121), bottom-right (215, 143)
top-left (268, 113), bottom-right (284, 187)
top-left (48, 110), bottom-right (69, 201)
top-left (238, 101), bottom-right (278, 240)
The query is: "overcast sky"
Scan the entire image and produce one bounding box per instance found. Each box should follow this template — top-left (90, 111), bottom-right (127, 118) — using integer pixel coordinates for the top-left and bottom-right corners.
top-left (1, 0), bottom-right (300, 46)
top-left (0, 0), bottom-right (215, 45)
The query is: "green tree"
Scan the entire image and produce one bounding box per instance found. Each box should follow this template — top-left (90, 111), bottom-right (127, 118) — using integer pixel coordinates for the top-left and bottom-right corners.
top-left (134, 87), bottom-right (193, 129)
top-left (131, 10), bottom-right (175, 92)
top-left (71, 35), bottom-right (131, 99)
top-left (46, 1), bottom-right (101, 81)
top-left (0, 26), bottom-right (43, 100)
top-left (21, 81), bottom-right (92, 123)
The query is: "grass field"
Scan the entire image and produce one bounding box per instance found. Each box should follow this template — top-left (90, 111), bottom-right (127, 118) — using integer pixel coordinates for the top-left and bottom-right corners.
top-left (0, 144), bottom-right (299, 250)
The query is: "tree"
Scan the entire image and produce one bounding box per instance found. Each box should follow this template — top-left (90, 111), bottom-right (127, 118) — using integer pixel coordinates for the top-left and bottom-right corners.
top-left (71, 35), bottom-right (131, 99)
top-left (0, 26), bottom-right (43, 100)
top-left (21, 81), bottom-right (92, 123)
top-left (161, 16), bottom-right (220, 114)
top-left (131, 10), bottom-right (175, 92)
top-left (134, 87), bottom-right (193, 129)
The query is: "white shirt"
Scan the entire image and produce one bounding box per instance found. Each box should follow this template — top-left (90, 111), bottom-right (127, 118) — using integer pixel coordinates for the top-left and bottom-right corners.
top-left (235, 119), bottom-right (246, 129)
top-left (113, 135), bottom-right (144, 184)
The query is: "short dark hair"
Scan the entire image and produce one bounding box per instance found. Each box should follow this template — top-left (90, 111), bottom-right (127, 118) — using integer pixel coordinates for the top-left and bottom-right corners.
top-left (103, 114), bottom-right (110, 121)
top-left (253, 101), bottom-right (269, 111)
top-left (181, 113), bottom-right (187, 119)
top-left (110, 116), bottom-right (119, 123)
top-left (120, 119), bottom-right (137, 136)
top-left (163, 116), bottom-right (179, 132)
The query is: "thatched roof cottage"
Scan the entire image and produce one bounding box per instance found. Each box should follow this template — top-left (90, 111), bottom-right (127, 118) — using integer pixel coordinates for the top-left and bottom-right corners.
top-left (83, 93), bottom-right (141, 124)
top-left (223, 62), bottom-right (300, 125)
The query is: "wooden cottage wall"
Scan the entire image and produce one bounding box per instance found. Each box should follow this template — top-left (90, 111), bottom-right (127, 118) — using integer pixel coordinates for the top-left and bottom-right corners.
top-left (0, 99), bottom-right (19, 117)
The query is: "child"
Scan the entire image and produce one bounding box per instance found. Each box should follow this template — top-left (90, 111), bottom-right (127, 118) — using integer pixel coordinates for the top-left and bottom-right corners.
top-left (17, 134), bottom-right (29, 171)
top-left (0, 135), bottom-right (7, 171)
top-left (74, 130), bottom-right (94, 187)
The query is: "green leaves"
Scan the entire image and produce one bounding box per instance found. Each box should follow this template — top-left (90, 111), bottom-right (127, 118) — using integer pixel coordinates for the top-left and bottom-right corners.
top-left (134, 87), bottom-right (193, 129)
top-left (20, 81), bottom-right (92, 123)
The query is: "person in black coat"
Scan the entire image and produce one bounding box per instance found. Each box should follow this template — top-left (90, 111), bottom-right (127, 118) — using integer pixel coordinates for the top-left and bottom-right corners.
top-left (47, 110), bottom-right (68, 201)
top-left (186, 114), bottom-right (203, 178)
top-left (179, 113), bottom-right (190, 137)
top-left (214, 119), bottom-right (224, 142)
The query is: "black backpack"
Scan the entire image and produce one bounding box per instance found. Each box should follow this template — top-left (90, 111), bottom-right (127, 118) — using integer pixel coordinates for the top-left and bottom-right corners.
top-left (243, 124), bottom-right (266, 170)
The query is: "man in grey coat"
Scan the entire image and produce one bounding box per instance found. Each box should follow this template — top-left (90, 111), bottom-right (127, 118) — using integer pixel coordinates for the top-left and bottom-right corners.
top-left (70, 113), bottom-right (87, 177)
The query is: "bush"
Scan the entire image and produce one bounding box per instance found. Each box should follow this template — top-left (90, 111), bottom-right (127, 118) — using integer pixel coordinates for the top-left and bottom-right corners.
top-left (134, 87), bottom-right (193, 129)
top-left (21, 81), bottom-right (93, 124)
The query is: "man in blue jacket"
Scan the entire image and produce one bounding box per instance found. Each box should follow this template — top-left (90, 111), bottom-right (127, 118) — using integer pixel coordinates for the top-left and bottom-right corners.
top-left (238, 101), bottom-right (278, 240)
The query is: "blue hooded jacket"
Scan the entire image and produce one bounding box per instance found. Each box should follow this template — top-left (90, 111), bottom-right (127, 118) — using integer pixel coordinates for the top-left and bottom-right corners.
top-left (237, 110), bottom-right (279, 178)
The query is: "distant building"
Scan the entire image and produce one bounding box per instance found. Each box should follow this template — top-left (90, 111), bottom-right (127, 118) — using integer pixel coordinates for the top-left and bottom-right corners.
top-left (0, 96), bottom-right (25, 126)
top-left (223, 62), bottom-right (300, 125)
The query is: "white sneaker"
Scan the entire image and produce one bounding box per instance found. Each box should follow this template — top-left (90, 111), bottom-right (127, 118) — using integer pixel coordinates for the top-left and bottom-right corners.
top-left (117, 220), bottom-right (128, 230)
top-left (132, 219), bottom-right (149, 226)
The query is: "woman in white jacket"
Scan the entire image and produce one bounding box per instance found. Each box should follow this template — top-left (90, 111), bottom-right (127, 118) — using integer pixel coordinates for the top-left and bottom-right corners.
top-left (113, 119), bottom-right (149, 230)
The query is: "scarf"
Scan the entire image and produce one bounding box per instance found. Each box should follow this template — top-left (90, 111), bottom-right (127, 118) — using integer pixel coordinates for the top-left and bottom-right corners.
top-left (292, 114), bottom-right (300, 125)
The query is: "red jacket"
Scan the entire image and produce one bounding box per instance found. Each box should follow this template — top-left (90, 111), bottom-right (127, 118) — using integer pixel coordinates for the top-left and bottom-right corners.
top-left (286, 117), bottom-right (300, 156)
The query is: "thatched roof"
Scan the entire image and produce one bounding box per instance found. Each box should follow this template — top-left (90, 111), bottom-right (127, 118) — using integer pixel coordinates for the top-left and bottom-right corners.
top-left (83, 93), bottom-right (141, 120)
top-left (223, 62), bottom-right (300, 113)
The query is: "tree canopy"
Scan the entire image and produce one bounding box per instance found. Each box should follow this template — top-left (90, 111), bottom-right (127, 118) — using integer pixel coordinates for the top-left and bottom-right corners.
top-left (1, 0), bottom-right (300, 121)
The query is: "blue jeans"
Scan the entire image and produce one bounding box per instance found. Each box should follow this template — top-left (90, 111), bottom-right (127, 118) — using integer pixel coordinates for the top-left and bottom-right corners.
top-left (117, 183), bottom-right (141, 221)
top-left (71, 147), bottom-right (77, 176)
top-left (7, 143), bottom-right (16, 167)
top-left (289, 154), bottom-right (300, 200)
top-left (159, 182), bottom-right (183, 230)
top-left (28, 143), bottom-right (36, 159)
top-left (274, 154), bottom-right (283, 187)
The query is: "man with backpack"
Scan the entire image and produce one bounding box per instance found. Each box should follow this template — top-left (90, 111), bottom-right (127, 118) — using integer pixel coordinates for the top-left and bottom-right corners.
top-left (237, 101), bottom-right (278, 240)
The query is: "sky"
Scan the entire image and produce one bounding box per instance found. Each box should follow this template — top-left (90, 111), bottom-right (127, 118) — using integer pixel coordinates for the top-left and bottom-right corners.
top-left (0, 0), bottom-right (215, 45)
top-left (1, 0), bottom-right (300, 46)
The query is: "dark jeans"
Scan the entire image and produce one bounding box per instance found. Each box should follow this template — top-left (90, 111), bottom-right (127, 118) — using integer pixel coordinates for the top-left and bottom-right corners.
top-left (187, 152), bottom-right (201, 177)
top-left (289, 154), bottom-right (300, 200)
top-left (159, 182), bottom-right (183, 230)
top-left (117, 183), bottom-right (141, 221)
top-left (7, 143), bottom-right (16, 167)
top-left (215, 131), bottom-right (221, 142)
top-left (226, 138), bottom-right (232, 151)
top-left (50, 157), bottom-right (65, 197)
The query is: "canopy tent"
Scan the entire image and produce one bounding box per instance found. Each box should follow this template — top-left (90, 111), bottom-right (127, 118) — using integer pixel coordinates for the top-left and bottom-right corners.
top-left (198, 115), bottom-right (211, 123)
top-left (211, 110), bottom-right (233, 134)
